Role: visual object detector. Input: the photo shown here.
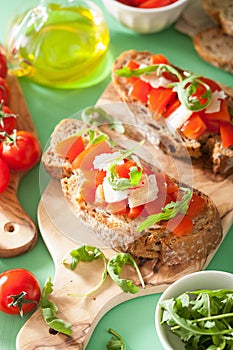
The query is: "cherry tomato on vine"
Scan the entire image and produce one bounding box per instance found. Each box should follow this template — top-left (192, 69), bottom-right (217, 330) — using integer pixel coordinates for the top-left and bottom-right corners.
top-left (0, 52), bottom-right (8, 78)
top-left (0, 78), bottom-right (10, 105)
top-left (0, 268), bottom-right (41, 316)
top-left (0, 130), bottom-right (41, 171)
top-left (0, 103), bottom-right (17, 139)
top-left (0, 158), bottom-right (10, 194)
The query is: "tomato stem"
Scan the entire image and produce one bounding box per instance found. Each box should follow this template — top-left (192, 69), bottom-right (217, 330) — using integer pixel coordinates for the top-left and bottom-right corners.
top-left (8, 291), bottom-right (38, 317)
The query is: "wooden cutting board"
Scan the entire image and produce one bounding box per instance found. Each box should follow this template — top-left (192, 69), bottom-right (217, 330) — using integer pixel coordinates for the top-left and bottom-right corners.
top-left (16, 83), bottom-right (233, 349)
top-left (0, 72), bottom-right (38, 257)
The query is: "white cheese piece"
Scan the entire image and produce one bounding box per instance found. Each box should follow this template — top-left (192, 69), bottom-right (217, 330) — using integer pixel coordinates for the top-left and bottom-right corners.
top-left (102, 177), bottom-right (128, 203)
top-left (140, 73), bottom-right (173, 89)
top-left (93, 151), bottom-right (123, 171)
top-left (128, 174), bottom-right (158, 208)
top-left (205, 90), bottom-right (226, 114)
top-left (165, 103), bottom-right (193, 131)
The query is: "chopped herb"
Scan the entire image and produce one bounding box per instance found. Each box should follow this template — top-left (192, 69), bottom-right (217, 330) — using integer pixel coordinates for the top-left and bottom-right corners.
top-left (107, 328), bottom-right (126, 350)
top-left (137, 187), bottom-right (192, 232)
top-left (40, 277), bottom-right (72, 335)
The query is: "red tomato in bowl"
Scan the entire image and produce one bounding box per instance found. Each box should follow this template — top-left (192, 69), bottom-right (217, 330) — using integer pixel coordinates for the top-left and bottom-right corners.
top-left (0, 268), bottom-right (41, 316)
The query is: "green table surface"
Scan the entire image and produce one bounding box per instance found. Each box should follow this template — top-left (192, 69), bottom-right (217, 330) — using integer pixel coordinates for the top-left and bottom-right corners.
top-left (0, 1), bottom-right (233, 349)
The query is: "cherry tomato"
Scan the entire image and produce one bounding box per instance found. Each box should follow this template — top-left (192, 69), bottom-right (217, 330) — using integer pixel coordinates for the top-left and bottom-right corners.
top-left (0, 268), bottom-right (41, 316)
top-left (0, 52), bottom-right (8, 78)
top-left (0, 158), bottom-right (10, 194)
top-left (0, 130), bottom-right (41, 171)
top-left (127, 204), bottom-right (144, 219)
top-left (0, 103), bottom-right (17, 139)
top-left (187, 192), bottom-right (206, 218)
top-left (151, 54), bottom-right (169, 65)
top-left (0, 78), bottom-right (10, 105)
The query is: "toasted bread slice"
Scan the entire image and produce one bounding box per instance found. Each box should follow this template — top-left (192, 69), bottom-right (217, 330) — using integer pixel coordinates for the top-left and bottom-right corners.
top-left (112, 49), bottom-right (233, 177)
top-left (42, 118), bottom-right (222, 267)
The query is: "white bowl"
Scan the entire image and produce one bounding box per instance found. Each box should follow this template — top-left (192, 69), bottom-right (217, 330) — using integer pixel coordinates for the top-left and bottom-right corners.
top-left (155, 270), bottom-right (233, 350)
top-left (102, 0), bottom-right (191, 34)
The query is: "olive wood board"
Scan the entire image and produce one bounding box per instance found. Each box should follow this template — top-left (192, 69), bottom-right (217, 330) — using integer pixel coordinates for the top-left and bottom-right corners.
top-left (0, 71), bottom-right (39, 258)
top-left (16, 83), bottom-right (233, 349)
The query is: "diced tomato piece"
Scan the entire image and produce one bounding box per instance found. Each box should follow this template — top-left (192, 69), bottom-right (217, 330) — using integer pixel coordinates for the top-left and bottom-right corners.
top-left (126, 60), bottom-right (140, 83)
top-left (165, 174), bottom-right (178, 199)
top-left (202, 117), bottom-right (220, 133)
top-left (139, 0), bottom-right (172, 8)
top-left (95, 170), bottom-right (106, 186)
top-left (148, 88), bottom-right (177, 116)
top-left (72, 140), bottom-right (112, 170)
top-left (151, 54), bottom-right (169, 65)
top-left (201, 77), bottom-right (221, 92)
top-left (187, 192), bottom-right (206, 218)
top-left (204, 99), bottom-right (231, 123)
top-left (181, 112), bottom-right (207, 140)
top-left (114, 159), bottom-right (138, 179)
top-left (55, 135), bottom-right (85, 161)
top-left (127, 205), bottom-right (145, 219)
top-left (166, 214), bottom-right (193, 237)
top-left (130, 79), bottom-right (152, 104)
top-left (127, 60), bottom-right (140, 70)
top-left (164, 99), bottom-right (181, 118)
top-left (220, 122), bottom-right (233, 148)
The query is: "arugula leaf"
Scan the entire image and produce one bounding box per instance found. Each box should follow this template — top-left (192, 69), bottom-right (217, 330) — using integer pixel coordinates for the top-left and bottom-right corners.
top-left (116, 63), bottom-right (182, 82)
top-left (107, 253), bottom-right (145, 294)
top-left (106, 328), bottom-right (126, 350)
top-left (106, 142), bottom-right (144, 191)
top-left (173, 74), bottom-right (212, 111)
top-left (137, 187), bottom-right (193, 232)
top-left (40, 277), bottom-right (72, 335)
top-left (82, 107), bottom-right (125, 134)
top-left (160, 289), bottom-right (233, 349)
top-left (63, 245), bottom-right (107, 297)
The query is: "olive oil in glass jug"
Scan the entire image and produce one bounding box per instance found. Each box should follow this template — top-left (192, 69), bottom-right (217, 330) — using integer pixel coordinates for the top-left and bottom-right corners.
top-left (6, 0), bottom-right (110, 88)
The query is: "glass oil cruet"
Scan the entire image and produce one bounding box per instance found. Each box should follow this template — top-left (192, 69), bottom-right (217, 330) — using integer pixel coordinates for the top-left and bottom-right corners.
top-left (6, 0), bottom-right (110, 88)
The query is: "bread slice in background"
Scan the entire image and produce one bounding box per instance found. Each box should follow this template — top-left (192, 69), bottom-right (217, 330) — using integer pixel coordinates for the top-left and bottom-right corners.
top-left (193, 27), bottom-right (233, 74)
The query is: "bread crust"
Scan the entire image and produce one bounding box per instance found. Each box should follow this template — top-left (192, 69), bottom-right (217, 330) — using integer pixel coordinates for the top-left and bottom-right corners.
top-left (43, 118), bottom-right (222, 268)
top-left (112, 49), bottom-right (233, 177)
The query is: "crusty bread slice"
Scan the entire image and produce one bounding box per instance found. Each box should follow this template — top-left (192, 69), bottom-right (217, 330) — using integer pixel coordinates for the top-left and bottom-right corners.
top-left (112, 49), bottom-right (233, 177)
top-left (193, 27), bottom-right (233, 74)
top-left (201, 0), bottom-right (233, 36)
top-left (42, 118), bottom-right (222, 268)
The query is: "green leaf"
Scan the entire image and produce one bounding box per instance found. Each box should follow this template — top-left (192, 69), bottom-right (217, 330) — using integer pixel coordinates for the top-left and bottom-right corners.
top-left (116, 63), bottom-right (182, 82)
top-left (40, 277), bottom-right (72, 335)
top-left (106, 328), bottom-right (126, 350)
top-left (106, 142), bottom-right (144, 191)
top-left (81, 107), bottom-right (125, 134)
top-left (137, 187), bottom-right (193, 232)
top-left (107, 253), bottom-right (145, 294)
top-left (63, 245), bottom-right (108, 297)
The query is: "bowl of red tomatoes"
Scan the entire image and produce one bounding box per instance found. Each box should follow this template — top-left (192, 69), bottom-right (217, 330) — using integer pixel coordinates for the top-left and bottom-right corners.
top-left (101, 0), bottom-right (191, 34)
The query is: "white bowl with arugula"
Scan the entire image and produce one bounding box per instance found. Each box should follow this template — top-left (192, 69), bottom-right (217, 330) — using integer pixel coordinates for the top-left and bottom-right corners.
top-left (155, 270), bottom-right (233, 350)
